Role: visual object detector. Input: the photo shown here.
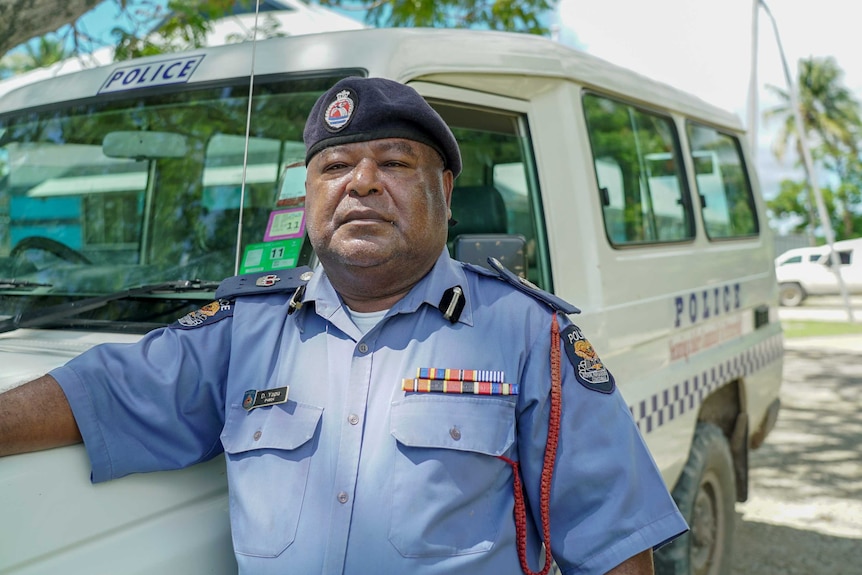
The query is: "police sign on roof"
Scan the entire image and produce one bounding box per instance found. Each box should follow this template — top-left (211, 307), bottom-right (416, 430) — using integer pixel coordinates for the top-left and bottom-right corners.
top-left (98, 55), bottom-right (205, 94)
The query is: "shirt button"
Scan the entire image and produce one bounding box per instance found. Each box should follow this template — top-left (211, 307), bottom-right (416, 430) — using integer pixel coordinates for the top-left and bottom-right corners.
top-left (449, 426), bottom-right (461, 441)
top-left (337, 491), bottom-right (349, 504)
top-left (358, 343), bottom-right (369, 354)
top-left (253, 430), bottom-right (262, 441)
top-left (348, 414), bottom-right (360, 425)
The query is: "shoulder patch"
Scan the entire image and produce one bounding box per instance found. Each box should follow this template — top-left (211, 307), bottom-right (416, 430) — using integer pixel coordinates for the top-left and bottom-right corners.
top-left (171, 299), bottom-right (234, 330)
top-left (560, 323), bottom-right (615, 394)
top-left (215, 266), bottom-right (314, 300)
top-left (479, 257), bottom-right (580, 315)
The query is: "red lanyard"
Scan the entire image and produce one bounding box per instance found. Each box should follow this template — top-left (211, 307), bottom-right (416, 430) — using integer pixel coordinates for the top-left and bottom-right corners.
top-left (498, 313), bottom-right (563, 575)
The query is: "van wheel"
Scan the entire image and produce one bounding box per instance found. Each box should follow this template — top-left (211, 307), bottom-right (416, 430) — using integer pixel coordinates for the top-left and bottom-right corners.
top-left (778, 282), bottom-right (805, 307)
top-left (654, 422), bottom-right (735, 575)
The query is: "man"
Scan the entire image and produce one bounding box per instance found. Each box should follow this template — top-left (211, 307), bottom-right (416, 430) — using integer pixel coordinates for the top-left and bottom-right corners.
top-left (0, 77), bottom-right (686, 574)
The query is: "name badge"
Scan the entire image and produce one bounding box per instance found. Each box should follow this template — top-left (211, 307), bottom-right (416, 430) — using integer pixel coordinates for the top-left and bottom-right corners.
top-left (242, 386), bottom-right (289, 410)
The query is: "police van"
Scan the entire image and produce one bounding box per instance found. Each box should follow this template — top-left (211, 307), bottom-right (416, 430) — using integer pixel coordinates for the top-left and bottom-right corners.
top-left (0, 28), bottom-right (783, 575)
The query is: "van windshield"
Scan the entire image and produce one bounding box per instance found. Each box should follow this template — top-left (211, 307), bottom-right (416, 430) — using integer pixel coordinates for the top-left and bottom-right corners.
top-left (0, 74), bottom-right (344, 330)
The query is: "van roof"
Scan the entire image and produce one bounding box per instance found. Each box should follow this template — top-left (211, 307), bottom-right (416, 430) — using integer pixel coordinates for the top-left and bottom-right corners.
top-left (0, 28), bottom-right (742, 130)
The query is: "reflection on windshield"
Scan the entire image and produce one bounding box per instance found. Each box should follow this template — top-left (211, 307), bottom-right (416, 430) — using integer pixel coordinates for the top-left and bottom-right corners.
top-left (0, 75), bottom-right (339, 327)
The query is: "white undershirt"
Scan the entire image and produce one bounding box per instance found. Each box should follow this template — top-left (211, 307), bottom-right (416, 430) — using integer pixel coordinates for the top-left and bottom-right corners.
top-left (345, 307), bottom-right (389, 335)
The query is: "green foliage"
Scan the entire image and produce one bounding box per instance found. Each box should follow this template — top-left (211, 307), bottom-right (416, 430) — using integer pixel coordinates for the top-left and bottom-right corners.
top-left (114, 0), bottom-right (251, 60)
top-left (782, 320), bottom-right (862, 339)
top-left (764, 56), bottom-right (862, 241)
top-left (0, 36), bottom-right (71, 78)
top-left (320, 0), bottom-right (553, 34)
top-left (768, 177), bottom-right (862, 240)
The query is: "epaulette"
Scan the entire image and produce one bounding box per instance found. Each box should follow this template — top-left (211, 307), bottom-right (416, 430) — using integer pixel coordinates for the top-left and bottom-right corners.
top-left (214, 266), bottom-right (314, 299)
top-left (467, 257), bottom-right (580, 315)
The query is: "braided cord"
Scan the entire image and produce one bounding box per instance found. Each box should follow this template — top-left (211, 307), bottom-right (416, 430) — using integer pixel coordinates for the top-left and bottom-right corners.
top-left (499, 313), bottom-right (563, 575)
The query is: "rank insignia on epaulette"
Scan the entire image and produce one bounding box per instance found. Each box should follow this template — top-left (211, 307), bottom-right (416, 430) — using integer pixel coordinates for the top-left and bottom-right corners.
top-left (560, 324), bottom-right (615, 394)
top-left (403, 367), bottom-right (517, 395)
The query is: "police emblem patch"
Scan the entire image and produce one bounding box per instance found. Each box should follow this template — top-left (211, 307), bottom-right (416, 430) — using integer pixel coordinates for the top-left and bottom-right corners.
top-left (561, 324), bottom-right (615, 394)
top-left (323, 89), bottom-right (356, 132)
top-left (173, 299), bottom-right (233, 329)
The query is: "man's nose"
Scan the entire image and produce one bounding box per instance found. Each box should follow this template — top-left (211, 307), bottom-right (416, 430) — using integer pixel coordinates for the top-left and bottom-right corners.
top-left (348, 158), bottom-right (381, 197)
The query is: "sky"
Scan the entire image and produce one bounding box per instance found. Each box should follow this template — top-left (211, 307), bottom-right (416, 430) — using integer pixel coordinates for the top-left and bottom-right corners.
top-left (551, 0), bottom-right (862, 209)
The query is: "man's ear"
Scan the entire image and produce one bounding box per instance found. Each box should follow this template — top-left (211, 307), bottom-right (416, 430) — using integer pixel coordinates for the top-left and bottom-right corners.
top-left (442, 169), bottom-right (454, 215)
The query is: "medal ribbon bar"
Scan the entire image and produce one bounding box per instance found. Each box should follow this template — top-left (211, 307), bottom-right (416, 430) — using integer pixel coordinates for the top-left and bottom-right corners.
top-left (402, 378), bottom-right (519, 395)
top-left (416, 368), bottom-right (505, 383)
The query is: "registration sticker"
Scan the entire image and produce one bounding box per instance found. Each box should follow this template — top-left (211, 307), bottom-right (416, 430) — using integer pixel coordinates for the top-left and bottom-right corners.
top-left (240, 239), bottom-right (303, 274)
top-left (264, 208), bottom-right (306, 241)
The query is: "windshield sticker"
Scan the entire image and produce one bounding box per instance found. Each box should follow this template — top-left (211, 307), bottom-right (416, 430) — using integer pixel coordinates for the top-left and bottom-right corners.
top-left (98, 55), bottom-right (205, 95)
top-left (276, 161), bottom-right (307, 208)
top-left (264, 208), bottom-right (306, 241)
top-left (240, 239), bottom-right (304, 274)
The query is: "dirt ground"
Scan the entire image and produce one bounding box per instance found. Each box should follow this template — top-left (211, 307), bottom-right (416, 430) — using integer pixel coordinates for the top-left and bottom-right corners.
top-left (731, 335), bottom-right (862, 575)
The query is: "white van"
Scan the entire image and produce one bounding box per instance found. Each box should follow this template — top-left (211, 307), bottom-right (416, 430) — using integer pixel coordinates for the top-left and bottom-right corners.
top-left (0, 28), bottom-right (783, 575)
top-left (776, 237), bottom-right (862, 305)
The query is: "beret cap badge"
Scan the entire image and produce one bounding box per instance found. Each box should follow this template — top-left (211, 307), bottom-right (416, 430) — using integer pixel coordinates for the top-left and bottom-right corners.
top-left (323, 89), bottom-right (356, 132)
top-left (304, 76), bottom-right (462, 177)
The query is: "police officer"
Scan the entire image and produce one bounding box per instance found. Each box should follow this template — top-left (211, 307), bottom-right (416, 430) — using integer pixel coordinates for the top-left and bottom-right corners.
top-left (0, 77), bottom-right (686, 574)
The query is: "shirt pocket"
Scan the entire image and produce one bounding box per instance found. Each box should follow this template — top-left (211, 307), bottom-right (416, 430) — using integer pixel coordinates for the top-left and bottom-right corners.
top-left (220, 401), bottom-right (323, 557)
top-left (388, 395), bottom-right (515, 557)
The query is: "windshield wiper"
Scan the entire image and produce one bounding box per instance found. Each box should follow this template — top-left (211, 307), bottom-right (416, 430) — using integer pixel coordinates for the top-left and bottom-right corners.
top-left (0, 279), bottom-right (53, 289)
top-left (0, 279), bottom-right (220, 334)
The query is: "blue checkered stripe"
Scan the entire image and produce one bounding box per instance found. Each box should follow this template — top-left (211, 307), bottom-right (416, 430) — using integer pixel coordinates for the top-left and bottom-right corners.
top-left (630, 334), bottom-right (784, 434)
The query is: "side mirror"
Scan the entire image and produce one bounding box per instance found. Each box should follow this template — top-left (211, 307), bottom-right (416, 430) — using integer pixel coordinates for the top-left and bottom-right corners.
top-left (453, 233), bottom-right (527, 278)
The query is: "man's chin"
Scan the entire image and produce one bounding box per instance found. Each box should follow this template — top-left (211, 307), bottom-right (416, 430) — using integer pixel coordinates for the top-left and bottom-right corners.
top-left (325, 241), bottom-right (395, 269)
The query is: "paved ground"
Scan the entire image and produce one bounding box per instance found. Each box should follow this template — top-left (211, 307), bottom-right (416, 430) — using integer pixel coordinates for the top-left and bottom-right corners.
top-left (731, 331), bottom-right (862, 575)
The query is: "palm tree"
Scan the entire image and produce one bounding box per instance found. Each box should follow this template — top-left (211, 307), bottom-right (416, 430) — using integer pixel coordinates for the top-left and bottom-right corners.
top-left (763, 56), bottom-right (862, 240)
top-left (0, 36), bottom-right (70, 77)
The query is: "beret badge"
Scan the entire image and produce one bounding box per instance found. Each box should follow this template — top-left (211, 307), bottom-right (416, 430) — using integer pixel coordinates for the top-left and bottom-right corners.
top-left (323, 89), bottom-right (356, 132)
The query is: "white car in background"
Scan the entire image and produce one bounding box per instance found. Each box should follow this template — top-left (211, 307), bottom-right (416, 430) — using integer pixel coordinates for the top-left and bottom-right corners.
top-left (776, 238), bottom-right (862, 306)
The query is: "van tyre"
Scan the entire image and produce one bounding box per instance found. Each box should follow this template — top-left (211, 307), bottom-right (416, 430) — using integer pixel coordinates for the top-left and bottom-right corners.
top-left (654, 422), bottom-right (735, 575)
top-left (778, 282), bottom-right (805, 307)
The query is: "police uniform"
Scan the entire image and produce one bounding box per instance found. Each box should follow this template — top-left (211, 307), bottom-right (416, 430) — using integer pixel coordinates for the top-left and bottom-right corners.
top-left (51, 76), bottom-right (687, 574)
top-left (52, 249), bottom-right (686, 574)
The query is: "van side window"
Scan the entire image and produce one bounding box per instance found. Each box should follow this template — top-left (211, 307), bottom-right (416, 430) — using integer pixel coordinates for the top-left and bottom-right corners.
top-left (583, 93), bottom-right (694, 246)
top-left (686, 123), bottom-right (759, 239)
top-left (431, 102), bottom-right (550, 290)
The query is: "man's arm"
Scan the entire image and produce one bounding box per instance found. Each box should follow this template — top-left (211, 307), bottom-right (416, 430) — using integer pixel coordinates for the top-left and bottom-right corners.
top-left (606, 549), bottom-right (654, 575)
top-left (0, 375), bottom-right (82, 457)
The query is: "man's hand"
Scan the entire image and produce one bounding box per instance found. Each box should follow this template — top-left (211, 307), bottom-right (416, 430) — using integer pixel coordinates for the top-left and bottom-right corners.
top-left (0, 375), bottom-right (82, 456)
top-left (606, 549), bottom-right (655, 575)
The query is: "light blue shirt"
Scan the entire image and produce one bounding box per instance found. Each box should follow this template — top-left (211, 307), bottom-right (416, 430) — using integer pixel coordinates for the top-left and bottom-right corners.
top-left (53, 250), bottom-right (686, 575)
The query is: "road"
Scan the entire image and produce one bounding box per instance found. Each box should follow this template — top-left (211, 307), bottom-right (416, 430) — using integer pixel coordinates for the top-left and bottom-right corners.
top-left (731, 332), bottom-right (862, 575)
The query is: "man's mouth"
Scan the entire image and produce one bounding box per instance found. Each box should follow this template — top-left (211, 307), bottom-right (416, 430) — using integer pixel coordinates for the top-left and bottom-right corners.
top-left (340, 209), bottom-right (394, 226)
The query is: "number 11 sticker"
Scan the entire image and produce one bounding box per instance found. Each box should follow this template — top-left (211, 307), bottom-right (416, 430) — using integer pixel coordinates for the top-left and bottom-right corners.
top-left (264, 208), bottom-right (306, 241)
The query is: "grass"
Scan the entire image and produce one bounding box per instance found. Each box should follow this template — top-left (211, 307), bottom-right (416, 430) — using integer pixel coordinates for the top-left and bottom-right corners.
top-left (781, 320), bottom-right (862, 338)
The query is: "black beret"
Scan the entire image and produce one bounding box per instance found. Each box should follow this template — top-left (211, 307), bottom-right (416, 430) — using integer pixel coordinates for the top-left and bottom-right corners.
top-left (303, 76), bottom-right (462, 178)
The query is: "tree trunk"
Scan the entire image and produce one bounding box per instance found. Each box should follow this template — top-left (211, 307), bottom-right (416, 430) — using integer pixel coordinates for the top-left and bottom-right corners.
top-left (0, 0), bottom-right (100, 56)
